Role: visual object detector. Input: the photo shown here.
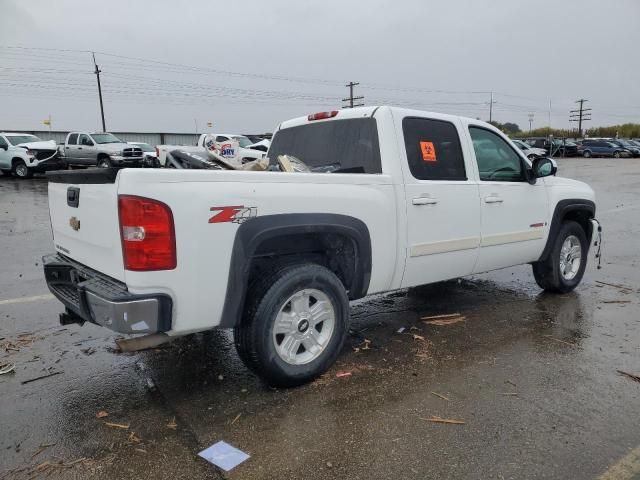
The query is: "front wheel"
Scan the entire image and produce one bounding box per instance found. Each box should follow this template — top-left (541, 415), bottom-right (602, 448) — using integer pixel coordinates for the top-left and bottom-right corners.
top-left (613, 151), bottom-right (621, 158)
top-left (97, 157), bottom-right (111, 168)
top-left (583, 150), bottom-right (592, 158)
top-left (12, 160), bottom-right (32, 179)
top-left (234, 263), bottom-right (349, 387)
top-left (532, 220), bottom-right (588, 293)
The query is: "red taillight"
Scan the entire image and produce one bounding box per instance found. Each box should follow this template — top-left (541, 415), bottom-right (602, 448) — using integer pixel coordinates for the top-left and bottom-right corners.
top-left (118, 195), bottom-right (176, 271)
top-left (308, 111), bottom-right (338, 121)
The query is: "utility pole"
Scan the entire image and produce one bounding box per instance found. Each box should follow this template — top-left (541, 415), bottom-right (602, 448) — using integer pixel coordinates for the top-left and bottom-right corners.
top-left (342, 82), bottom-right (364, 109)
top-left (488, 91), bottom-right (497, 123)
top-left (528, 113), bottom-right (534, 133)
top-left (92, 52), bottom-right (106, 132)
top-left (569, 99), bottom-right (592, 137)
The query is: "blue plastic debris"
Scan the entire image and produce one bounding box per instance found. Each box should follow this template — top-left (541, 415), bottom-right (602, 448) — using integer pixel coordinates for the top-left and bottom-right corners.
top-left (198, 441), bottom-right (250, 471)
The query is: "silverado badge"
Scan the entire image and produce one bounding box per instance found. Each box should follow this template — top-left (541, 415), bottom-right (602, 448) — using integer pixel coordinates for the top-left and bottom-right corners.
top-left (69, 217), bottom-right (81, 231)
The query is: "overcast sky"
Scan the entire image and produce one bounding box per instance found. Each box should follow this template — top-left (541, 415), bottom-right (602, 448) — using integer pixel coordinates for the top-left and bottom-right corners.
top-left (1, 0), bottom-right (639, 134)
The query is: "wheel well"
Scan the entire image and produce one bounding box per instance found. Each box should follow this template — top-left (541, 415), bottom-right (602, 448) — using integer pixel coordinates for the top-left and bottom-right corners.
top-left (248, 232), bottom-right (359, 298)
top-left (563, 209), bottom-right (593, 240)
top-left (97, 153), bottom-right (109, 160)
top-left (12, 157), bottom-right (26, 166)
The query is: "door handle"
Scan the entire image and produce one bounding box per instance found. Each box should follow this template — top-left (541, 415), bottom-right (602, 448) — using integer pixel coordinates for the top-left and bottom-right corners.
top-left (412, 197), bottom-right (438, 206)
top-left (65, 146), bottom-right (69, 149)
top-left (484, 195), bottom-right (503, 204)
top-left (78, 147), bottom-right (83, 150)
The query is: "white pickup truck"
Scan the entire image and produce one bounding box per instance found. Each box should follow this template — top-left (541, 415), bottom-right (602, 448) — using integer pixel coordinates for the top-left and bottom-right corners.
top-left (42, 106), bottom-right (600, 386)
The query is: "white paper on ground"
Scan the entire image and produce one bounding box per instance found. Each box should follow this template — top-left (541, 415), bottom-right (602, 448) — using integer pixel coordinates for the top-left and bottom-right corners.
top-left (198, 441), bottom-right (250, 471)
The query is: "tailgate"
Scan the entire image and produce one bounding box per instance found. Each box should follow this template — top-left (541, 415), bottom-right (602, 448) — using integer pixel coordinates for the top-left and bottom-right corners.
top-left (47, 169), bottom-right (125, 281)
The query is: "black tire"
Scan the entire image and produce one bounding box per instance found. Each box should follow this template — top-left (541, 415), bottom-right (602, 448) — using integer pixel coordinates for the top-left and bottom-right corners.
top-left (583, 150), bottom-right (592, 158)
top-left (532, 221), bottom-right (588, 293)
top-left (97, 156), bottom-right (111, 168)
top-left (12, 160), bottom-right (32, 179)
top-left (234, 262), bottom-right (349, 387)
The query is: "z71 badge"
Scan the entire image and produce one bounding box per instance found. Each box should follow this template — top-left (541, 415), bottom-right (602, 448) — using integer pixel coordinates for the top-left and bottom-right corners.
top-left (208, 206), bottom-right (257, 224)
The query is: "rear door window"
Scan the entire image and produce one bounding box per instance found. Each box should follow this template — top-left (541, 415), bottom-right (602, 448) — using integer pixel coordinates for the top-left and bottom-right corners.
top-left (268, 118), bottom-right (382, 173)
top-left (67, 133), bottom-right (78, 145)
top-left (402, 117), bottom-right (466, 180)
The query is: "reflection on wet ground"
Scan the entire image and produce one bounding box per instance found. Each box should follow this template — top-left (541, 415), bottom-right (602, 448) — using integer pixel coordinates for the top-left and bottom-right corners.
top-left (1, 160), bottom-right (640, 479)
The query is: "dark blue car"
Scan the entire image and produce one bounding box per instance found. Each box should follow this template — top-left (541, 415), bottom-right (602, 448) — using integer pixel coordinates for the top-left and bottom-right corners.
top-left (578, 139), bottom-right (631, 158)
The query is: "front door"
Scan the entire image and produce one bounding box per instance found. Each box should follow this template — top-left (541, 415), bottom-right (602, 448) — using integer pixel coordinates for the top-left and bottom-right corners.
top-left (468, 126), bottom-right (549, 273)
top-left (399, 115), bottom-right (481, 288)
top-left (77, 134), bottom-right (97, 164)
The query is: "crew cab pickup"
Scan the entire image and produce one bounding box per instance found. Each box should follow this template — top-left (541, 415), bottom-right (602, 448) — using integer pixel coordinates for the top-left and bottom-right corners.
top-left (60, 132), bottom-right (144, 168)
top-left (42, 106), bottom-right (600, 387)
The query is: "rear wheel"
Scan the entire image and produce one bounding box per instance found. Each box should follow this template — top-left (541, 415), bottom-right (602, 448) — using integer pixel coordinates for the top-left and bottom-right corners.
top-left (12, 160), bottom-right (32, 179)
top-left (583, 150), bottom-right (592, 158)
top-left (532, 220), bottom-right (588, 293)
top-left (613, 151), bottom-right (621, 158)
top-left (234, 263), bottom-right (349, 387)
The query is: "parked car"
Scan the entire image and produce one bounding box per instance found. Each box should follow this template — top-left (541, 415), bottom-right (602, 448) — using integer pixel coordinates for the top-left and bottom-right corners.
top-left (0, 132), bottom-right (64, 178)
top-left (608, 139), bottom-right (640, 157)
top-left (578, 139), bottom-right (631, 158)
top-left (525, 137), bottom-right (579, 157)
top-left (128, 142), bottom-right (160, 167)
top-left (60, 132), bottom-right (144, 168)
top-left (43, 107), bottom-right (600, 386)
top-left (511, 139), bottom-right (547, 159)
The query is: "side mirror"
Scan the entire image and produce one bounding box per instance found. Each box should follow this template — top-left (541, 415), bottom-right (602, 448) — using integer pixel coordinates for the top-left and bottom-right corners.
top-left (532, 157), bottom-right (557, 178)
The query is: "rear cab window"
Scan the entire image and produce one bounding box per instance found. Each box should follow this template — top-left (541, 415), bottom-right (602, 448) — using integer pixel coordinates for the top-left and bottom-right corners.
top-left (268, 118), bottom-right (382, 174)
top-left (67, 133), bottom-right (78, 145)
top-left (402, 117), bottom-right (466, 181)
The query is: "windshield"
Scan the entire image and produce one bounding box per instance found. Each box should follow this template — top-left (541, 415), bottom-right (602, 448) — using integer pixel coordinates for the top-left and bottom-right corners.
top-left (134, 143), bottom-right (155, 152)
top-left (231, 136), bottom-right (253, 148)
top-left (91, 133), bottom-right (123, 144)
top-left (268, 118), bottom-right (382, 174)
top-left (7, 135), bottom-right (41, 145)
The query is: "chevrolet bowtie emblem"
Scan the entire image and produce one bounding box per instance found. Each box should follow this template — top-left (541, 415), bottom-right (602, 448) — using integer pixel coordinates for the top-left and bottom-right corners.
top-left (69, 217), bottom-right (81, 231)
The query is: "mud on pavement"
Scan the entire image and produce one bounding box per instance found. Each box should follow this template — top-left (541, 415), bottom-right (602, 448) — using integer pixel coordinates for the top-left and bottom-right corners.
top-left (1, 157), bottom-right (640, 479)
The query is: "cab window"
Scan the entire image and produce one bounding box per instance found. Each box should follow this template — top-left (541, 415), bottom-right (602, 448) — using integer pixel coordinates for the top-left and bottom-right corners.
top-left (0, 137), bottom-right (8, 149)
top-left (68, 133), bottom-right (78, 145)
top-left (402, 117), bottom-right (466, 180)
top-left (79, 134), bottom-right (93, 146)
top-left (469, 127), bottom-right (525, 182)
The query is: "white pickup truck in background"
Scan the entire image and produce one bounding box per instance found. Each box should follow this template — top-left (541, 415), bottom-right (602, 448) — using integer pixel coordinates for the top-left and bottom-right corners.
top-left (0, 132), bottom-right (64, 178)
top-left (42, 106), bottom-right (600, 387)
top-left (156, 133), bottom-right (266, 166)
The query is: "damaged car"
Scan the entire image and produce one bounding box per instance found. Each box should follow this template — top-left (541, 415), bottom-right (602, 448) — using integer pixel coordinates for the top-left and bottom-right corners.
top-left (0, 132), bottom-right (64, 178)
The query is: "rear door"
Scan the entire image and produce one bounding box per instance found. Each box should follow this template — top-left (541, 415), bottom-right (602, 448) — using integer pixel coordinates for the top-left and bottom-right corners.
top-left (468, 125), bottom-right (549, 273)
top-left (64, 133), bottom-right (80, 165)
top-left (398, 115), bottom-right (481, 287)
top-left (48, 172), bottom-right (125, 281)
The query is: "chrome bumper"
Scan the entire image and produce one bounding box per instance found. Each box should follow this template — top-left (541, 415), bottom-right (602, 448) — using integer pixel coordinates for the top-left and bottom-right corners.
top-left (43, 253), bottom-right (172, 334)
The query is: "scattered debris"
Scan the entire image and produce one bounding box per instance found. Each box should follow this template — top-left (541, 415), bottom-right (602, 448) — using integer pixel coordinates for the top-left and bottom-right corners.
top-left (104, 422), bottom-right (130, 430)
top-left (420, 313), bottom-right (461, 321)
top-left (326, 461), bottom-right (333, 468)
top-left (617, 370), bottom-right (640, 383)
top-left (352, 338), bottom-right (371, 353)
top-left (543, 335), bottom-right (576, 347)
top-left (412, 334), bottom-right (426, 341)
top-left (80, 347), bottom-right (96, 355)
top-left (167, 417), bottom-right (178, 430)
top-left (336, 371), bottom-right (352, 378)
top-left (505, 380), bottom-right (517, 388)
top-left (595, 280), bottom-right (634, 292)
top-left (422, 416), bottom-right (465, 425)
top-left (96, 411), bottom-right (109, 419)
top-left (0, 363), bottom-right (16, 375)
top-left (29, 443), bottom-right (56, 460)
top-left (21, 371), bottom-right (62, 385)
top-left (501, 392), bottom-right (519, 396)
top-left (198, 441), bottom-right (250, 471)
top-left (217, 374), bottom-right (224, 381)
top-left (424, 316), bottom-right (466, 326)
top-left (397, 327), bottom-right (406, 334)
top-left (146, 378), bottom-right (156, 390)
top-left (431, 392), bottom-right (450, 401)
top-left (128, 431), bottom-right (142, 443)
top-left (1, 334), bottom-right (40, 353)
top-left (601, 300), bottom-right (631, 304)
top-left (135, 448), bottom-right (147, 454)
top-left (230, 413), bottom-right (242, 425)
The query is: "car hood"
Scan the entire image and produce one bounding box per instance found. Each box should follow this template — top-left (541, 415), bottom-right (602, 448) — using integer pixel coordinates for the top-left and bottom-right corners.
top-left (13, 140), bottom-right (57, 150)
top-left (545, 176), bottom-right (595, 200)
top-left (98, 143), bottom-right (131, 152)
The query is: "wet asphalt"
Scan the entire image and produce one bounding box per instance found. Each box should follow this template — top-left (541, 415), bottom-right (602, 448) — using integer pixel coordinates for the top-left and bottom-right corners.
top-left (1, 158), bottom-right (639, 479)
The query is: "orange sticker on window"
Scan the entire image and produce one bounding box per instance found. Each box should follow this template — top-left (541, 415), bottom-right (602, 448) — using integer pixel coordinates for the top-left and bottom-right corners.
top-left (420, 141), bottom-right (437, 162)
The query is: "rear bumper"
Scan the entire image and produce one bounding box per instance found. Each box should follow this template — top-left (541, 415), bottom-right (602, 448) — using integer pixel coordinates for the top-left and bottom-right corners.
top-left (42, 253), bottom-right (172, 334)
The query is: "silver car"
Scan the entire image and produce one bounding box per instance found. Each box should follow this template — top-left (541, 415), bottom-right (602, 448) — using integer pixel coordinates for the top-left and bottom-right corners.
top-left (62, 132), bottom-right (143, 168)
